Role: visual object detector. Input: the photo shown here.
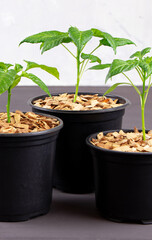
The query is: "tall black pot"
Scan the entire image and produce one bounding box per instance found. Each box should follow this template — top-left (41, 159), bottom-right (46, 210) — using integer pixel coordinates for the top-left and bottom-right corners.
top-left (28, 92), bottom-right (130, 194)
top-left (0, 113), bottom-right (63, 222)
top-left (86, 129), bottom-right (152, 224)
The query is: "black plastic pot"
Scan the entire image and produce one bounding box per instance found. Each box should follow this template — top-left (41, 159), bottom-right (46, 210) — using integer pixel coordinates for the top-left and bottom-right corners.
top-left (28, 93), bottom-right (130, 194)
top-left (87, 129), bottom-right (152, 224)
top-left (0, 113), bottom-right (63, 222)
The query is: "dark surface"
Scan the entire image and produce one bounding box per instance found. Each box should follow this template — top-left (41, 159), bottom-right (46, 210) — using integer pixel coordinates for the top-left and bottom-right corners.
top-left (0, 86), bottom-right (152, 239)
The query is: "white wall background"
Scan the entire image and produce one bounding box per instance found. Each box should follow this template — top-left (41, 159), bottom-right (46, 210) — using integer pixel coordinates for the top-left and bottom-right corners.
top-left (0, 0), bottom-right (151, 86)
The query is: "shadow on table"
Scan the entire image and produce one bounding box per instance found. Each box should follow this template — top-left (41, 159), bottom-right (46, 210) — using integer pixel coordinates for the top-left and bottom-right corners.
top-left (48, 190), bottom-right (102, 221)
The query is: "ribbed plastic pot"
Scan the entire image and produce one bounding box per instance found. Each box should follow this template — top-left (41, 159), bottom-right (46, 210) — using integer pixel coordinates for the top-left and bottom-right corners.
top-left (28, 92), bottom-right (130, 194)
top-left (86, 129), bottom-right (152, 224)
top-left (0, 113), bottom-right (63, 222)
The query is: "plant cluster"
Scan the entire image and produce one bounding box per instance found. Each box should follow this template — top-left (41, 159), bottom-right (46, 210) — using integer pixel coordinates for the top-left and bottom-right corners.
top-left (20, 26), bottom-right (134, 101)
top-left (91, 47), bottom-right (152, 140)
top-left (0, 26), bottom-right (152, 141)
top-left (0, 60), bottom-right (59, 122)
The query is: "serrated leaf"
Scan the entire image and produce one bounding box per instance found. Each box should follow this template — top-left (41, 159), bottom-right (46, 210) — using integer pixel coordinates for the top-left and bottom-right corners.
top-left (10, 75), bottom-right (21, 89)
top-left (20, 31), bottom-right (72, 54)
top-left (68, 27), bottom-right (93, 52)
top-left (20, 31), bottom-right (70, 44)
top-left (0, 69), bottom-right (16, 94)
top-left (91, 28), bottom-right (116, 54)
top-left (41, 34), bottom-right (71, 53)
top-left (141, 47), bottom-right (151, 58)
top-left (100, 37), bottom-right (135, 48)
top-left (104, 82), bottom-right (130, 95)
top-left (105, 59), bottom-right (139, 83)
top-left (22, 72), bottom-right (51, 97)
top-left (89, 63), bottom-right (111, 70)
top-left (24, 60), bottom-right (59, 79)
top-left (81, 53), bottom-right (101, 64)
top-left (14, 64), bottom-right (23, 73)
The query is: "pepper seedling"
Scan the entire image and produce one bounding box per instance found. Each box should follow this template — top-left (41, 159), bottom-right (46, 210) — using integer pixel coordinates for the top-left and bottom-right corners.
top-left (19, 26), bottom-right (135, 102)
top-left (93, 47), bottom-right (152, 141)
top-left (0, 60), bottom-right (59, 123)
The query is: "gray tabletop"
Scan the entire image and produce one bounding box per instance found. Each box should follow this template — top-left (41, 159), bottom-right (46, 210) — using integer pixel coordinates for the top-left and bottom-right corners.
top-left (0, 86), bottom-right (152, 240)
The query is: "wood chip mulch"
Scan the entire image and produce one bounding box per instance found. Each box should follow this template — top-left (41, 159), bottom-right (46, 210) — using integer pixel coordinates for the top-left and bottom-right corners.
top-left (91, 127), bottom-right (152, 152)
top-left (33, 93), bottom-right (122, 111)
top-left (0, 111), bottom-right (60, 134)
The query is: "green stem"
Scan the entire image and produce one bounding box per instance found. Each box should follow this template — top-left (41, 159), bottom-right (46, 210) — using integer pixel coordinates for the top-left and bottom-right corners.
top-left (122, 72), bottom-right (141, 96)
top-left (144, 76), bottom-right (151, 104)
top-left (61, 44), bottom-right (76, 59)
top-left (141, 103), bottom-right (146, 140)
top-left (74, 49), bottom-right (80, 102)
top-left (80, 60), bottom-right (85, 78)
top-left (79, 45), bottom-right (100, 78)
top-left (135, 66), bottom-right (144, 81)
top-left (141, 73), bottom-right (146, 140)
top-left (6, 87), bottom-right (11, 123)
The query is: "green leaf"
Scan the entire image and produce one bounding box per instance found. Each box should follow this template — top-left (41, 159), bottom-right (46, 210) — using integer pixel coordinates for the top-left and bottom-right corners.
top-left (5, 64), bottom-right (13, 69)
top-left (81, 53), bottom-right (101, 64)
top-left (141, 47), bottom-right (151, 58)
top-left (68, 27), bottom-right (93, 52)
top-left (89, 63), bottom-right (111, 70)
top-left (145, 56), bottom-right (152, 64)
top-left (130, 48), bottom-right (151, 60)
top-left (130, 51), bottom-right (141, 59)
top-left (91, 28), bottom-right (116, 54)
top-left (0, 62), bottom-right (13, 71)
top-left (14, 64), bottom-right (23, 73)
top-left (0, 69), bottom-right (16, 94)
top-left (41, 34), bottom-right (71, 54)
top-left (22, 72), bottom-right (51, 97)
top-left (104, 82), bottom-right (130, 95)
top-left (100, 37), bottom-right (135, 48)
top-left (139, 60), bottom-right (150, 74)
top-left (0, 62), bottom-right (8, 71)
top-left (40, 42), bottom-right (44, 50)
top-left (144, 57), bottom-right (152, 77)
top-left (24, 60), bottom-right (59, 79)
top-left (105, 59), bottom-right (139, 83)
top-left (10, 75), bottom-right (21, 89)
top-left (148, 61), bottom-right (152, 76)
top-left (20, 31), bottom-right (70, 44)
top-left (19, 31), bottom-right (72, 54)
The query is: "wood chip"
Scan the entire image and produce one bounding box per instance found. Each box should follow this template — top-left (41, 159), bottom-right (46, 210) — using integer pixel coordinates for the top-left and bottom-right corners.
top-left (0, 111), bottom-right (60, 134)
top-left (91, 128), bottom-right (152, 153)
top-left (33, 93), bottom-right (122, 111)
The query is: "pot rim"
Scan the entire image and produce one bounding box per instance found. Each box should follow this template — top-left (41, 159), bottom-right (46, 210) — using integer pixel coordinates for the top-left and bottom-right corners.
top-left (86, 129), bottom-right (152, 156)
top-left (28, 92), bottom-right (131, 115)
top-left (0, 112), bottom-right (63, 138)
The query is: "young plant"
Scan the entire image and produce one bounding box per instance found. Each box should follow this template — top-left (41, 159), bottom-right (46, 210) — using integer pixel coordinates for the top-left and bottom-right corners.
top-left (19, 26), bottom-right (135, 102)
top-left (93, 47), bottom-right (152, 140)
top-left (0, 61), bottom-right (59, 123)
